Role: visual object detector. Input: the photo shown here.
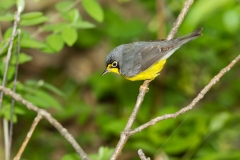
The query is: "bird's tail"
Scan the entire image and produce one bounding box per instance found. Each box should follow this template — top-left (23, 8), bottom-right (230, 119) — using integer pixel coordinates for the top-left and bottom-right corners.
top-left (177, 28), bottom-right (203, 44)
top-left (160, 28), bottom-right (203, 60)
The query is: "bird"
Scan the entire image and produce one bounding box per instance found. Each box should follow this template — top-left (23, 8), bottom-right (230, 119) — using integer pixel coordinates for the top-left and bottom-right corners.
top-left (102, 28), bottom-right (202, 88)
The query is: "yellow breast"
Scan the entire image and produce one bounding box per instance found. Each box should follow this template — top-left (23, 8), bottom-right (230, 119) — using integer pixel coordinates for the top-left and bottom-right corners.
top-left (123, 59), bottom-right (167, 81)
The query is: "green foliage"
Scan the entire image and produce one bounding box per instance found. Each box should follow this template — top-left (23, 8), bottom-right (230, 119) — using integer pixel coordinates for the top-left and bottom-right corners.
top-left (0, 0), bottom-right (100, 54)
top-left (61, 153), bottom-right (79, 160)
top-left (61, 27), bottom-right (78, 46)
top-left (0, 0), bottom-right (240, 160)
top-left (17, 0), bottom-right (25, 12)
top-left (82, 0), bottom-right (104, 22)
top-left (20, 15), bottom-right (49, 26)
top-left (46, 34), bottom-right (64, 52)
top-left (89, 147), bottom-right (114, 160)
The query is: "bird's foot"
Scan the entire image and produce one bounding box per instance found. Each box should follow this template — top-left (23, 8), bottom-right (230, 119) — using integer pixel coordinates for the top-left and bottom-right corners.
top-left (139, 85), bottom-right (149, 92)
top-left (139, 80), bottom-right (152, 92)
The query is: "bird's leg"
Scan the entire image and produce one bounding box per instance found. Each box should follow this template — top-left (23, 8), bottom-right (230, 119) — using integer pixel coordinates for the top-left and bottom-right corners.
top-left (139, 80), bottom-right (152, 92)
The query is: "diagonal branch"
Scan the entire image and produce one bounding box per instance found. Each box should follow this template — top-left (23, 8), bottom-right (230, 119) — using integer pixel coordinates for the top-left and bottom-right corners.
top-left (138, 149), bottom-right (151, 160)
top-left (167, 0), bottom-right (194, 40)
top-left (0, 86), bottom-right (90, 160)
top-left (0, 8), bottom-right (23, 160)
top-left (129, 54), bottom-right (240, 136)
top-left (110, 0), bottom-right (195, 160)
top-left (13, 113), bottom-right (43, 160)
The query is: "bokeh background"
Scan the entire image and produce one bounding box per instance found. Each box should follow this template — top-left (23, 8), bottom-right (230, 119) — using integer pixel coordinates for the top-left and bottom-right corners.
top-left (0, 0), bottom-right (240, 159)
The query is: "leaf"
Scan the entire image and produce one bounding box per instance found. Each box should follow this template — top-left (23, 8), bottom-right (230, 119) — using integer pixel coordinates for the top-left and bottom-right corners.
top-left (43, 23), bottom-right (68, 33)
top-left (209, 112), bottom-right (230, 132)
top-left (223, 9), bottom-right (240, 33)
top-left (20, 16), bottom-right (49, 26)
top-left (34, 90), bottom-right (62, 109)
top-left (61, 27), bottom-right (78, 46)
top-left (42, 82), bottom-right (65, 97)
top-left (89, 147), bottom-right (114, 160)
top-left (26, 90), bottom-right (62, 109)
top-left (61, 153), bottom-right (79, 160)
top-left (11, 52), bottom-right (32, 64)
top-left (18, 53), bottom-right (32, 64)
top-left (63, 9), bottom-right (80, 23)
top-left (3, 27), bottom-right (13, 39)
top-left (98, 147), bottom-right (114, 160)
top-left (55, 1), bottom-right (73, 12)
top-left (1, 105), bottom-right (17, 122)
top-left (69, 9), bottom-right (80, 23)
top-left (7, 66), bottom-right (16, 81)
top-left (21, 36), bottom-right (46, 49)
top-left (40, 45), bottom-right (56, 54)
top-left (17, 0), bottom-right (25, 13)
top-left (0, 0), bottom-right (15, 10)
top-left (82, 0), bottom-right (104, 22)
top-left (21, 12), bottom-right (43, 19)
top-left (46, 34), bottom-right (64, 52)
top-left (73, 21), bottom-right (95, 29)
top-left (0, 14), bottom-right (14, 21)
top-left (15, 106), bottom-right (26, 115)
top-left (182, 0), bottom-right (234, 30)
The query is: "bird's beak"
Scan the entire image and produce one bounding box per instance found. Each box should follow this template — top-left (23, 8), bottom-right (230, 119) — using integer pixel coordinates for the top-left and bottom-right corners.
top-left (102, 68), bottom-right (109, 76)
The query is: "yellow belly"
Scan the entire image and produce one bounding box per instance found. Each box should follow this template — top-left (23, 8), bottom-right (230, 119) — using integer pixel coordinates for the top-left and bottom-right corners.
top-left (123, 59), bottom-right (167, 81)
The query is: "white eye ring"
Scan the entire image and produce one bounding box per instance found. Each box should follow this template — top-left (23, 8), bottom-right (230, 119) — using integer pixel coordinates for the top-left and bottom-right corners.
top-left (112, 61), bottom-right (118, 67)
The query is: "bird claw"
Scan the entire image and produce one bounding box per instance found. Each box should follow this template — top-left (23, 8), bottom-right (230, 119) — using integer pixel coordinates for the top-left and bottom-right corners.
top-left (139, 85), bottom-right (149, 92)
top-left (139, 80), bottom-right (152, 92)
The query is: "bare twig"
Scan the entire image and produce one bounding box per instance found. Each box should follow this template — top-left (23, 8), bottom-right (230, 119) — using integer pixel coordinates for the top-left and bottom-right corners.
top-left (13, 113), bottom-right (43, 160)
top-left (0, 86), bottom-right (90, 160)
top-left (0, 9), bottom-right (22, 160)
top-left (110, 1), bottom-right (195, 159)
top-left (0, 11), bottom-right (21, 106)
top-left (138, 149), bottom-right (151, 160)
top-left (9, 29), bottom-right (21, 157)
top-left (129, 54), bottom-right (240, 135)
top-left (110, 87), bottom-right (149, 160)
top-left (167, 0), bottom-right (194, 40)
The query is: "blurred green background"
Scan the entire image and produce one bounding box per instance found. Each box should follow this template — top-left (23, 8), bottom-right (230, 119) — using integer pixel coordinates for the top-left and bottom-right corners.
top-left (0, 0), bottom-right (240, 160)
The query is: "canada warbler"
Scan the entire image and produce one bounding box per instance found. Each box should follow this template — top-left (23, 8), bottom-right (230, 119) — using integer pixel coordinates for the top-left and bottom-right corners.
top-left (102, 28), bottom-right (202, 81)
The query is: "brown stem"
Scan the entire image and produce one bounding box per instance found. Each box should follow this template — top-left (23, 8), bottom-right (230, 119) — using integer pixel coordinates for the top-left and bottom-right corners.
top-left (0, 86), bottom-right (90, 160)
top-left (129, 54), bottom-right (240, 136)
top-left (13, 114), bottom-right (43, 160)
top-left (138, 149), bottom-right (151, 160)
top-left (167, 0), bottom-right (194, 40)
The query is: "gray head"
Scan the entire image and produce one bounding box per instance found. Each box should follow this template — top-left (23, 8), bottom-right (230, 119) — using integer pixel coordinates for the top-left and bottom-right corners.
top-left (102, 45), bottom-right (124, 76)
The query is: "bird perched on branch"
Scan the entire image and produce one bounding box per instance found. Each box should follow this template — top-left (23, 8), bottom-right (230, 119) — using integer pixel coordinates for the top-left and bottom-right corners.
top-left (102, 28), bottom-right (203, 89)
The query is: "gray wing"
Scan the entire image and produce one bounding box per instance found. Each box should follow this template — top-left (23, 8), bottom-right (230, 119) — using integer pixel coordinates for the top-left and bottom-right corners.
top-left (120, 42), bottom-right (176, 77)
top-left (138, 43), bottom-right (176, 72)
top-left (120, 28), bottom-right (203, 77)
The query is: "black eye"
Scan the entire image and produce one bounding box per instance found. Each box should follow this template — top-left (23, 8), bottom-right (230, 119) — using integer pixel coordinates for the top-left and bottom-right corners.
top-left (112, 61), bottom-right (118, 67)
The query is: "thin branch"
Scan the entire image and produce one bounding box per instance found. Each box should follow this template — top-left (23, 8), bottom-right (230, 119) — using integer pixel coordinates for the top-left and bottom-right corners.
top-left (167, 0), bottom-right (194, 40)
top-left (9, 29), bottom-right (21, 157)
top-left (138, 149), bottom-right (151, 160)
top-left (0, 9), bottom-right (22, 160)
top-left (0, 11), bottom-right (21, 104)
top-left (0, 86), bottom-right (90, 160)
top-left (110, 0), bottom-right (195, 159)
top-left (129, 54), bottom-right (240, 136)
top-left (13, 113), bottom-right (43, 160)
top-left (110, 80), bottom-right (150, 160)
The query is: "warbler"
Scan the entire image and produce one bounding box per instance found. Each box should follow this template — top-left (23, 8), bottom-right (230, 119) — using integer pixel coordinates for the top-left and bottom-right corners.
top-left (102, 28), bottom-right (202, 83)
